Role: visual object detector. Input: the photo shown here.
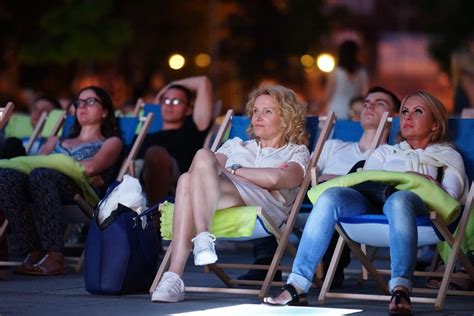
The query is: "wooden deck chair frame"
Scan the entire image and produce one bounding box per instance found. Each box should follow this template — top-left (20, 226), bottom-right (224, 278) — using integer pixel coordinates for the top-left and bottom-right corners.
top-left (149, 110), bottom-right (336, 296)
top-left (318, 184), bottom-right (474, 310)
top-left (0, 102), bottom-right (14, 130)
top-left (203, 100), bottom-right (223, 150)
top-left (0, 109), bottom-right (66, 268)
top-left (24, 110), bottom-right (66, 154)
top-left (260, 112), bottom-right (392, 297)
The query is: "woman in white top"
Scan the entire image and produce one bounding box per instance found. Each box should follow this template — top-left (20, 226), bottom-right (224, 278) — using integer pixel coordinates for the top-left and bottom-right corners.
top-left (264, 91), bottom-right (467, 316)
top-left (152, 85), bottom-right (310, 303)
top-left (324, 40), bottom-right (369, 119)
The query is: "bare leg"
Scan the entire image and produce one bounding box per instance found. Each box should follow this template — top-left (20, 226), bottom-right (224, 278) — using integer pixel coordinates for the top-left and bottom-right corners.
top-left (168, 173), bottom-right (195, 276)
top-left (188, 149), bottom-right (244, 233)
top-left (168, 149), bottom-right (244, 276)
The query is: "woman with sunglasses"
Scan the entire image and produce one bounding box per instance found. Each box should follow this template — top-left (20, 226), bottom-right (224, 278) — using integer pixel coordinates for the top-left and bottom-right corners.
top-left (0, 86), bottom-right (122, 275)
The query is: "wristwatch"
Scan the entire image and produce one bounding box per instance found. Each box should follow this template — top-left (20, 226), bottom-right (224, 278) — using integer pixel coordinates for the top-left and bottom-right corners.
top-left (230, 164), bottom-right (242, 175)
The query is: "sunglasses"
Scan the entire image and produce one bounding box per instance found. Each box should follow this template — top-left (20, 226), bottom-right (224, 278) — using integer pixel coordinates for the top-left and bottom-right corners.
top-left (73, 97), bottom-right (102, 108)
top-left (161, 97), bottom-right (187, 106)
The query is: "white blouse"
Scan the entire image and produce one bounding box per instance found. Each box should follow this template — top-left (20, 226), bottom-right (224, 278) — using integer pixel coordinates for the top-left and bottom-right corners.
top-left (364, 141), bottom-right (468, 201)
top-left (216, 138), bottom-right (310, 176)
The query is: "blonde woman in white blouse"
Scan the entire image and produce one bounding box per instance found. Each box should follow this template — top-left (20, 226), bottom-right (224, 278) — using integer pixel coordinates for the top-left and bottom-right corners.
top-left (151, 85), bottom-right (310, 303)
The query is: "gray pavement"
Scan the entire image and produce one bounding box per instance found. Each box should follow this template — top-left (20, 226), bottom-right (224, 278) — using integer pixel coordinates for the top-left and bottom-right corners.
top-left (1, 243), bottom-right (473, 316)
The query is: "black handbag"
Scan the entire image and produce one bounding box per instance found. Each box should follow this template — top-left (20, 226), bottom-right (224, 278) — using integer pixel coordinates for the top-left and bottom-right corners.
top-left (349, 180), bottom-right (398, 210)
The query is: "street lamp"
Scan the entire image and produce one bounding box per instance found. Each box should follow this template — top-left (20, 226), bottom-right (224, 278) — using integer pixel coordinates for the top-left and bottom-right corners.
top-left (169, 54), bottom-right (185, 70)
top-left (316, 53), bottom-right (335, 72)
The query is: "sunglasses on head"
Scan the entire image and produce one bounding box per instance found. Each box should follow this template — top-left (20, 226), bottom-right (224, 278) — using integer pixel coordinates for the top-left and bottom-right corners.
top-left (73, 97), bottom-right (101, 108)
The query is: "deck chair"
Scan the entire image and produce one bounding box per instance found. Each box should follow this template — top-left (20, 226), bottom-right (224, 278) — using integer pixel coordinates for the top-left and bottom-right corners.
top-left (149, 109), bottom-right (336, 296)
top-left (0, 109), bottom-right (66, 267)
top-left (260, 112), bottom-right (393, 295)
top-left (0, 102), bottom-right (14, 130)
top-left (318, 117), bottom-right (474, 310)
top-left (131, 98), bottom-right (145, 117)
top-left (24, 109), bottom-right (66, 154)
top-left (203, 100), bottom-right (223, 150)
top-left (143, 104), bottom-right (162, 134)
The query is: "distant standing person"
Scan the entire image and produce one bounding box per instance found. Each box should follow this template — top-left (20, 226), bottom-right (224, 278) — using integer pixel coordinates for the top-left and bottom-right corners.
top-left (324, 40), bottom-right (369, 119)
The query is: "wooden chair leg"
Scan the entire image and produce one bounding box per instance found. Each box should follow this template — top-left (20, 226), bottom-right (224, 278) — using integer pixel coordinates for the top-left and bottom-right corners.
top-left (74, 251), bottom-right (85, 272)
top-left (149, 241), bottom-right (173, 294)
top-left (0, 218), bottom-right (8, 240)
top-left (319, 235), bottom-right (346, 303)
top-left (335, 225), bottom-right (389, 294)
top-left (361, 244), bottom-right (369, 280)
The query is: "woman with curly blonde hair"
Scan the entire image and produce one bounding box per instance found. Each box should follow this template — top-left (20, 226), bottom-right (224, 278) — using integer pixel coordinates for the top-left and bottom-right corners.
top-left (152, 85), bottom-right (311, 303)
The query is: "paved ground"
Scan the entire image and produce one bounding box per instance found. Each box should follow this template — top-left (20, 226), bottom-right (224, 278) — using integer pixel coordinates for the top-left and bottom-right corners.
top-left (1, 242), bottom-right (473, 316)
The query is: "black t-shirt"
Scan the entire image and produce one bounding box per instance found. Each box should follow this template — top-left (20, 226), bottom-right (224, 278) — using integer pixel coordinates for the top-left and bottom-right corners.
top-left (137, 116), bottom-right (210, 172)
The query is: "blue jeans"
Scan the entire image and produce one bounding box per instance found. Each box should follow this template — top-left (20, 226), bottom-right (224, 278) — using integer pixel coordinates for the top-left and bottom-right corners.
top-left (287, 187), bottom-right (428, 293)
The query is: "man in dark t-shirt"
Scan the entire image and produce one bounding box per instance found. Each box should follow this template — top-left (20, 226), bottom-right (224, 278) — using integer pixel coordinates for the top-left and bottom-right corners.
top-left (138, 76), bottom-right (213, 206)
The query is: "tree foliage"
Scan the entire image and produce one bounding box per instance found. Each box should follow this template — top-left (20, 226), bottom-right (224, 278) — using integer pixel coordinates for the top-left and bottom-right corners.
top-left (19, 0), bottom-right (132, 65)
top-left (415, 0), bottom-right (474, 73)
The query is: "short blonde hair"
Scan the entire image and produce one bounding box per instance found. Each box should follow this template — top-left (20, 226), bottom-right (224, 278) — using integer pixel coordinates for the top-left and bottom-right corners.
top-left (398, 90), bottom-right (449, 143)
top-left (245, 85), bottom-right (308, 145)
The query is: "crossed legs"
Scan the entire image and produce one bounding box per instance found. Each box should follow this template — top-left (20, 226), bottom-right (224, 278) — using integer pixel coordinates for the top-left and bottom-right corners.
top-left (168, 149), bottom-right (244, 276)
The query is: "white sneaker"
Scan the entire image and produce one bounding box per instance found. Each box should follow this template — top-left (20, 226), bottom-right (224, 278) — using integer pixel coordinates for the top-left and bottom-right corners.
top-left (151, 271), bottom-right (185, 303)
top-left (192, 231), bottom-right (218, 266)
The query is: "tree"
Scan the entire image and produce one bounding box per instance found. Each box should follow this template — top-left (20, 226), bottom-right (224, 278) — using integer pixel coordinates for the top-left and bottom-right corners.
top-left (415, 0), bottom-right (474, 73)
top-left (19, 0), bottom-right (131, 65)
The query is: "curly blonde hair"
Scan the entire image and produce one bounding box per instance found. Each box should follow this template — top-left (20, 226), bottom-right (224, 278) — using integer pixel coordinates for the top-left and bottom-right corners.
top-left (245, 85), bottom-right (308, 145)
top-left (397, 90), bottom-right (450, 144)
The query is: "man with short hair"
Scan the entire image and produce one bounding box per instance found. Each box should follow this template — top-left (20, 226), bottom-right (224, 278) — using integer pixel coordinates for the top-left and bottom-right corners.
top-left (137, 76), bottom-right (213, 206)
top-left (238, 86), bottom-right (401, 286)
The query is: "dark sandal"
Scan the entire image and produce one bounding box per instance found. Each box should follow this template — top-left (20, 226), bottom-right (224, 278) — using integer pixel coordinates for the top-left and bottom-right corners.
top-left (21, 253), bottom-right (64, 276)
top-left (426, 263), bottom-right (445, 289)
top-left (449, 269), bottom-right (472, 291)
top-left (14, 252), bottom-right (45, 274)
top-left (263, 284), bottom-right (308, 306)
top-left (389, 289), bottom-right (412, 315)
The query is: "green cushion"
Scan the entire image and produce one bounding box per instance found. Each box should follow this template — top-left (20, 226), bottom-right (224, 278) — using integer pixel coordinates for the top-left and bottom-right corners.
top-left (41, 109), bottom-right (64, 137)
top-left (4, 114), bottom-right (33, 138)
top-left (160, 201), bottom-right (258, 240)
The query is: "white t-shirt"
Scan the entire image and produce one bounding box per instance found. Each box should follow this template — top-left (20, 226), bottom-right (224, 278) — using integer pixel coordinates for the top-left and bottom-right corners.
top-left (364, 142), bottom-right (467, 201)
top-left (317, 139), bottom-right (369, 176)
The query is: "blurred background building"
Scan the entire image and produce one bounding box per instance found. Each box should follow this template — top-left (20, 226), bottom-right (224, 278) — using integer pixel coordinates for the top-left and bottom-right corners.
top-left (0, 0), bottom-right (472, 114)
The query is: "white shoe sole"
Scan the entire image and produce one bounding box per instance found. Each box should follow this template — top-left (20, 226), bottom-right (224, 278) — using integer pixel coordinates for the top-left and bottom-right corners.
top-left (151, 292), bottom-right (185, 303)
top-left (194, 251), bottom-right (218, 266)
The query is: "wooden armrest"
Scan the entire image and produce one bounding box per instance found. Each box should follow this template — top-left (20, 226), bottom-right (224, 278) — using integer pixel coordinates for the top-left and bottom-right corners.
top-left (311, 167), bottom-right (318, 187)
top-left (73, 194), bottom-right (95, 219)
